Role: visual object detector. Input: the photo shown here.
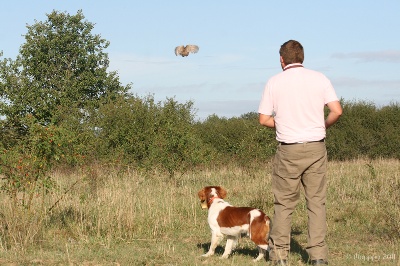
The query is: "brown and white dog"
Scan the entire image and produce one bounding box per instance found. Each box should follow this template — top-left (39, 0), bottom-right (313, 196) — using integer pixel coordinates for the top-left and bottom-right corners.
top-left (198, 186), bottom-right (270, 262)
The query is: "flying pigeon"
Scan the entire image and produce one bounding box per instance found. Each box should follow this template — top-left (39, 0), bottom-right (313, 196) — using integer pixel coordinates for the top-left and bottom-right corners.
top-left (175, 45), bottom-right (199, 57)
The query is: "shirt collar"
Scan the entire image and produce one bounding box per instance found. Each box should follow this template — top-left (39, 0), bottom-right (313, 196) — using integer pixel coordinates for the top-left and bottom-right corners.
top-left (283, 63), bottom-right (304, 71)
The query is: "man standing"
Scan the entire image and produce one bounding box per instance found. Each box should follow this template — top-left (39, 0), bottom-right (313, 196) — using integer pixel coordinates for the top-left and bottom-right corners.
top-left (258, 40), bottom-right (342, 265)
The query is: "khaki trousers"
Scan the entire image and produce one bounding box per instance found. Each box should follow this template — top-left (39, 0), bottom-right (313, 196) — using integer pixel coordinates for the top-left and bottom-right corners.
top-left (268, 141), bottom-right (328, 261)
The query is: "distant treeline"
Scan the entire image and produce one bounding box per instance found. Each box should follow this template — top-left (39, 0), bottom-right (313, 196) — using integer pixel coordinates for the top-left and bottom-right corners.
top-left (195, 99), bottom-right (400, 165)
top-left (1, 95), bottom-right (398, 176)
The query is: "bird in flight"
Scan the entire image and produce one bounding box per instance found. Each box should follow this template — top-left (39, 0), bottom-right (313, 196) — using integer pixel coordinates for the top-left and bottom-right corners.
top-left (175, 45), bottom-right (199, 57)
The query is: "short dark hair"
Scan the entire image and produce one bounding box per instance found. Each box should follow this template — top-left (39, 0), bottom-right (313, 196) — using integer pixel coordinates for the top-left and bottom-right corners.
top-left (279, 40), bottom-right (304, 64)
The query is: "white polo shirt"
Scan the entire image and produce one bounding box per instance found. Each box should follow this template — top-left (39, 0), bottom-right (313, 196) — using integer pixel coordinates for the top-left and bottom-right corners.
top-left (258, 63), bottom-right (339, 143)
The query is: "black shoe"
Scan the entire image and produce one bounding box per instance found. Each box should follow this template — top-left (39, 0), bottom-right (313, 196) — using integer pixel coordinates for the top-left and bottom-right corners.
top-left (311, 259), bottom-right (328, 265)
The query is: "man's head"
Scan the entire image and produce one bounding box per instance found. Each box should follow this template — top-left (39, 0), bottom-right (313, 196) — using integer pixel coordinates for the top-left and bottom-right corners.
top-left (279, 40), bottom-right (304, 66)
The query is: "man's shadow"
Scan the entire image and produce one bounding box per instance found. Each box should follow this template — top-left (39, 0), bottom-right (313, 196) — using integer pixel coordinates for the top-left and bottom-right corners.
top-left (290, 229), bottom-right (309, 262)
top-left (197, 230), bottom-right (309, 263)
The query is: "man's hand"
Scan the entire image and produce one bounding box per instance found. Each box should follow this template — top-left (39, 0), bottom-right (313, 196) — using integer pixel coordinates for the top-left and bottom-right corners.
top-left (325, 101), bottom-right (343, 129)
top-left (259, 113), bottom-right (275, 128)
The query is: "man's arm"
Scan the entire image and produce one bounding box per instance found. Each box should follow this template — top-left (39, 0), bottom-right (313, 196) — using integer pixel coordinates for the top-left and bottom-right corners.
top-left (259, 113), bottom-right (275, 128)
top-left (325, 100), bottom-right (343, 129)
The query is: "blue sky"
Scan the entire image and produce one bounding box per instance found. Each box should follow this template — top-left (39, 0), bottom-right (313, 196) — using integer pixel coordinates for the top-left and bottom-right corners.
top-left (1, 1), bottom-right (399, 120)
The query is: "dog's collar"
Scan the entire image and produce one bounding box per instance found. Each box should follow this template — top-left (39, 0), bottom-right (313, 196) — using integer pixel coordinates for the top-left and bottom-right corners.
top-left (208, 196), bottom-right (220, 205)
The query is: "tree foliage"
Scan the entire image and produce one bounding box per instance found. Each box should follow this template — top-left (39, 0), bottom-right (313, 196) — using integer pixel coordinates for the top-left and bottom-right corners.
top-left (92, 94), bottom-right (212, 175)
top-left (0, 10), bottom-right (129, 127)
top-left (326, 101), bottom-right (400, 160)
top-left (0, 11), bottom-right (129, 248)
top-left (194, 113), bottom-right (276, 166)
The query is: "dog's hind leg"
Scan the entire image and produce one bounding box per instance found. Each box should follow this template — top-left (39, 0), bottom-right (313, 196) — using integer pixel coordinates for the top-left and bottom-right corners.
top-left (253, 245), bottom-right (268, 262)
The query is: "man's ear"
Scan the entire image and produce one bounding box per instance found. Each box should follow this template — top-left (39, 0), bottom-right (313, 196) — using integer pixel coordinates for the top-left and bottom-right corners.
top-left (280, 56), bottom-right (286, 70)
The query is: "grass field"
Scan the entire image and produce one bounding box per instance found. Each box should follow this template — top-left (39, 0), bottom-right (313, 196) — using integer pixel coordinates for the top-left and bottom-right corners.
top-left (0, 159), bottom-right (399, 265)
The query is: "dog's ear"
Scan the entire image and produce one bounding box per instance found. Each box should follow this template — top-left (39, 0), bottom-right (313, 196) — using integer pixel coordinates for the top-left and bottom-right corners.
top-left (198, 188), bottom-right (209, 209)
top-left (198, 188), bottom-right (206, 201)
top-left (216, 187), bottom-right (227, 199)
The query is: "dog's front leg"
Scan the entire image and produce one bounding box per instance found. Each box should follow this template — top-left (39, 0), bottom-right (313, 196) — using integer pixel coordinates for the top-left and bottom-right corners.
top-left (221, 235), bottom-right (237, 259)
top-left (202, 232), bottom-right (222, 257)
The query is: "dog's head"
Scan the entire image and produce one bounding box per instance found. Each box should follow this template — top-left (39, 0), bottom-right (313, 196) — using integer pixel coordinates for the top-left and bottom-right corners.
top-left (197, 186), bottom-right (227, 209)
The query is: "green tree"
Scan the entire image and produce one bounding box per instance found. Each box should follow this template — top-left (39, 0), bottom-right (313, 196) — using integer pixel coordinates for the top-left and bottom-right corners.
top-left (0, 10), bottom-right (129, 129)
top-left (0, 10), bottom-right (129, 249)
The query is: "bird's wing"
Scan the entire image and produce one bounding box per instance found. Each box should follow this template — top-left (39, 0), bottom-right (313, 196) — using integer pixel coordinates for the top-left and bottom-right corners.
top-left (186, 45), bottom-right (199, 54)
top-left (175, 45), bottom-right (184, 56)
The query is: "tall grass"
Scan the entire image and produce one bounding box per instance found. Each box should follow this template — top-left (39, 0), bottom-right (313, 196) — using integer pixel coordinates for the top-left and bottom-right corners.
top-left (0, 159), bottom-right (399, 265)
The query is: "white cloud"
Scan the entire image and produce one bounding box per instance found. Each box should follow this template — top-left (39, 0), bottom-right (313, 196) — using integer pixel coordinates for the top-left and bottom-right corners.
top-left (332, 76), bottom-right (400, 106)
top-left (332, 50), bottom-right (400, 63)
top-left (332, 76), bottom-right (400, 89)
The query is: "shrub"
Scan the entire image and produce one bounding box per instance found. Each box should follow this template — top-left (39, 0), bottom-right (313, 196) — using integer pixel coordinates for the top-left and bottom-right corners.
top-left (0, 115), bottom-right (86, 249)
top-left (194, 112), bottom-right (277, 167)
top-left (93, 94), bottom-right (212, 175)
top-left (326, 100), bottom-right (400, 160)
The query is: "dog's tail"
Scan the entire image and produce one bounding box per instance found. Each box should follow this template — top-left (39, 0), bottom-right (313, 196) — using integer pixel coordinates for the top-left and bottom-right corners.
top-left (249, 210), bottom-right (270, 249)
top-left (252, 215), bottom-right (270, 262)
top-left (258, 216), bottom-right (271, 250)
